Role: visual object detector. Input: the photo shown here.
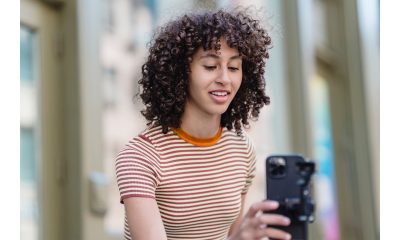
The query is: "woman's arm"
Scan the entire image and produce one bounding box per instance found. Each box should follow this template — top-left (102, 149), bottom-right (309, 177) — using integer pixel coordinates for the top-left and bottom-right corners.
top-left (124, 197), bottom-right (168, 240)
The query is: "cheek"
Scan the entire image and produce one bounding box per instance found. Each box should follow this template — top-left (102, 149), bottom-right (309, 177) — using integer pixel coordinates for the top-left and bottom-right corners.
top-left (187, 77), bottom-right (205, 100)
top-left (234, 76), bottom-right (243, 91)
top-left (230, 77), bottom-right (243, 99)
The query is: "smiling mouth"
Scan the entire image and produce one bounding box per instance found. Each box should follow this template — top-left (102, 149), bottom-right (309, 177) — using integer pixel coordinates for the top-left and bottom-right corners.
top-left (209, 91), bottom-right (230, 96)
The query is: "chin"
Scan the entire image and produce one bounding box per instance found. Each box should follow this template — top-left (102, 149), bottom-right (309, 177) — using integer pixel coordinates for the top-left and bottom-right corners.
top-left (209, 106), bottom-right (230, 116)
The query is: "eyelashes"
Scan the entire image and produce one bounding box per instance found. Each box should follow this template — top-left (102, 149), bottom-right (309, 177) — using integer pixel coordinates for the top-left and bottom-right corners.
top-left (204, 65), bottom-right (217, 71)
top-left (203, 66), bottom-right (240, 72)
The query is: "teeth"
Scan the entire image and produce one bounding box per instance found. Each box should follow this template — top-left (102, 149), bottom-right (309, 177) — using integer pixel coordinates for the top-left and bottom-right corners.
top-left (210, 92), bottom-right (228, 96)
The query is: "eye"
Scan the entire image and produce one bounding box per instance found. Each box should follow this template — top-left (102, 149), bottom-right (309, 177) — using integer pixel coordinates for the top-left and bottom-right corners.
top-left (203, 65), bottom-right (217, 71)
top-left (228, 67), bottom-right (240, 72)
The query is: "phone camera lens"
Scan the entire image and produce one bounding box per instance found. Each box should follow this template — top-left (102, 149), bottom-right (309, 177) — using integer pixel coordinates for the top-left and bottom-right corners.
top-left (269, 157), bottom-right (287, 178)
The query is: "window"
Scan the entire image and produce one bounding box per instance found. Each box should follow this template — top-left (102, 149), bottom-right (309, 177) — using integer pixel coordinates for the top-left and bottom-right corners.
top-left (21, 26), bottom-right (35, 85)
top-left (20, 25), bottom-right (40, 240)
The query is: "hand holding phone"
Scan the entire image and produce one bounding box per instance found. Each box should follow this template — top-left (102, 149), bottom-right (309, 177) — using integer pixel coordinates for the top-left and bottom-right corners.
top-left (228, 200), bottom-right (292, 240)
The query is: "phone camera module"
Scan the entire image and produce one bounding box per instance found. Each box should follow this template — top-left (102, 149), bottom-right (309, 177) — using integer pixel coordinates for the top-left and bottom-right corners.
top-left (268, 157), bottom-right (287, 178)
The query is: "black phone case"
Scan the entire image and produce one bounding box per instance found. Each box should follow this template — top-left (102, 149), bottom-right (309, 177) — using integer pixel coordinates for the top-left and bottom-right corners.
top-left (266, 155), bottom-right (309, 240)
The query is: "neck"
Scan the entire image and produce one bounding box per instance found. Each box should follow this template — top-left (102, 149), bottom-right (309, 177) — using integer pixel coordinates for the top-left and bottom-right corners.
top-left (180, 105), bottom-right (222, 139)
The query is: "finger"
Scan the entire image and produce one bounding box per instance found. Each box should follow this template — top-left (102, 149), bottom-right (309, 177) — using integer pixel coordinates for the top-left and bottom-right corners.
top-left (256, 227), bottom-right (292, 240)
top-left (257, 214), bottom-right (291, 226)
top-left (245, 201), bottom-right (279, 218)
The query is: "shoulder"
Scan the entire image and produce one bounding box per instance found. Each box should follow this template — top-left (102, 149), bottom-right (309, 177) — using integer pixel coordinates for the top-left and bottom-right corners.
top-left (222, 128), bottom-right (254, 149)
top-left (116, 126), bottom-right (163, 163)
top-left (123, 126), bottom-right (169, 149)
top-left (218, 128), bottom-right (256, 159)
top-left (117, 126), bottom-right (178, 160)
top-left (220, 127), bottom-right (247, 143)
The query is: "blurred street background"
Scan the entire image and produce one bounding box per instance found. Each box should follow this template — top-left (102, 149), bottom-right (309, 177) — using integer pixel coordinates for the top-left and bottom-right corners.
top-left (20, 0), bottom-right (379, 239)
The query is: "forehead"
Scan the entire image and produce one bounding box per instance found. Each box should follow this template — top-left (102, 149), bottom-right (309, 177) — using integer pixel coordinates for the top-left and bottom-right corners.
top-left (193, 39), bottom-right (241, 60)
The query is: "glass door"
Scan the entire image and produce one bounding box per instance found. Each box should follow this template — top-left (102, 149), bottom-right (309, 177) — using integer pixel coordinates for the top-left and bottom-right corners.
top-left (21, 1), bottom-right (64, 239)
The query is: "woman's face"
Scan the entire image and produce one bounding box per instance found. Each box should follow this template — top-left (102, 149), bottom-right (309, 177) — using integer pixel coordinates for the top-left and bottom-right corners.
top-left (186, 39), bottom-right (243, 118)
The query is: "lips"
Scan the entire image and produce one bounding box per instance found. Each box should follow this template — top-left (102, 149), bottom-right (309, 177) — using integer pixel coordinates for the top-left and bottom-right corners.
top-left (209, 90), bottom-right (230, 96)
top-left (209, 90), bottom-right (230, 103)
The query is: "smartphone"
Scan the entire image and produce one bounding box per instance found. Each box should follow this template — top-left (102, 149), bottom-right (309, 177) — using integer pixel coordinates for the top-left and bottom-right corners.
top-left (265, 155), bottom-right (315, 240)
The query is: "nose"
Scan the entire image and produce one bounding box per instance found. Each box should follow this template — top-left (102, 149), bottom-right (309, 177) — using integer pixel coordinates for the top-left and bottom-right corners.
top-left (216, 67), bottom-right (231, 85)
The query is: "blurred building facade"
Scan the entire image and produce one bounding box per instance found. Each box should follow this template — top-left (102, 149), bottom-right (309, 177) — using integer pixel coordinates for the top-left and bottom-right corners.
top-left (20, 0), bottom-right (379, 239)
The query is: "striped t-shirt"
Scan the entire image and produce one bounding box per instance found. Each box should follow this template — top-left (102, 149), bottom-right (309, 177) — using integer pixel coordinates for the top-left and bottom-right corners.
top-left (115, 126), bottom-right (256, 240)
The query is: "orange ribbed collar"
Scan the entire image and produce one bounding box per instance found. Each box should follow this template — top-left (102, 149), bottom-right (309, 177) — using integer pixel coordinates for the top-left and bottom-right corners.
top-left (172, 127), bottom-right (223, 147)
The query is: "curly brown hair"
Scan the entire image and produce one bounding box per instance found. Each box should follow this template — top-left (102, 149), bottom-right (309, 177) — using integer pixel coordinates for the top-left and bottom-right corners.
top-left (139, 9), bottom-right (272, 135)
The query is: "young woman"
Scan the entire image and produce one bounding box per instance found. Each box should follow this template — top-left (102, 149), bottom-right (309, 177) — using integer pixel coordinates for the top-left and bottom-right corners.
top-left (115, 9), bottom-right (292, 240)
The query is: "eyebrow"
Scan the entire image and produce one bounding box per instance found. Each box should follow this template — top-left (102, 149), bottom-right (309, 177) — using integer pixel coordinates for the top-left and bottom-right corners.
top-left (199, 53), bottom-right (242, 60)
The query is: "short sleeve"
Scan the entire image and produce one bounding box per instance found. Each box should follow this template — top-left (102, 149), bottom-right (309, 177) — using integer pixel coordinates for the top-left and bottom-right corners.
top-left (241, 137), bottom-right (257, 195)
top-left (115, 136), bottom-right (161, 203)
